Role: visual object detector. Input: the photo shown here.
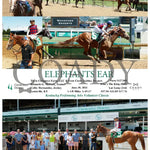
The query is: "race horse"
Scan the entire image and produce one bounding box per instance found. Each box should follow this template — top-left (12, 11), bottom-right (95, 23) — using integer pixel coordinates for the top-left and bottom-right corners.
top-left (6, 28), bottom-right (53, 65)
top-left (59, 26), bottom-right (129, 62)
top-left (96, 124), bottom-right (145, 150)
top-left (12, 0), bottom-right (43, 16)
top-left (117, 0), bottom-right (132, 11)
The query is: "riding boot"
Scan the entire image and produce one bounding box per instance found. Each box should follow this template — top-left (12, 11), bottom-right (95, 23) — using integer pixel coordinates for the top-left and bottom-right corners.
top-left (32, 40), bottom-right (37, 52)
top-left (112, 132), bottom-right (117, 143)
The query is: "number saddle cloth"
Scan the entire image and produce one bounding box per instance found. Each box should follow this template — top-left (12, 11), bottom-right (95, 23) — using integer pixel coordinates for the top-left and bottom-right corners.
top-left (111, 131), bottom-right (123, 138)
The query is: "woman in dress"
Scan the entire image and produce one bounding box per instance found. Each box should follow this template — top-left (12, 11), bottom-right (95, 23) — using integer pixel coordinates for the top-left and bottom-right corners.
top-left (35, 136), bottom-right (40, 150)
top-left (22, 130), bottom-right (28, 150)
top-left (67, 132), bottom-right (73, 150)
top-left (29, 136), bottom-right (35, 150)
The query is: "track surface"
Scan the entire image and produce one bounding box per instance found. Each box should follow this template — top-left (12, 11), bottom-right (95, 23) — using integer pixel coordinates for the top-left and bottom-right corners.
top-left (3, 1), bottom-right (147, 16)
top-left (3, 41), bottom-right (42, 69)
top-left (42, 58), bottom-right (147, 69)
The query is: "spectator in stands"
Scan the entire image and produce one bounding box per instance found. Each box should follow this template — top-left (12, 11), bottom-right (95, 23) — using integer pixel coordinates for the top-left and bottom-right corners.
top-left (72, 129), bottom-right (80, 150)
top-left (55, 129), bottom-right (61, 150)
top-left (27, 132), bottom-right (31, 150)
top-left (91, 131), bottom-right (97, 150)
top-left (63, 128), bottom-right (69, 150)
top-left (82, 130), bottom-right (89, 150)
top-left (67, 132), bottom-right (73, 150)
top-left (22, 130), bottom-right (28, 150)
top-left (5, 132), bottom-right (13, 150)
top-left (35, 136), bottom-right (40, 150)
top-left (29, 136), bottom-right (35, 150)
top-left (50, 131), bottom-right (55, 150)
top-left (14, 129), bottom-right (23, 150)
top-left (59, 132), bottom-right (64, 150)
top-left (89, 129), bottom-right (93, 150)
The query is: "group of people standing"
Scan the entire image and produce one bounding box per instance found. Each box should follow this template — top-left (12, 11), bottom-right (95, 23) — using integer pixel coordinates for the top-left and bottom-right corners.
top-left (5, 128), bottom-right (99, 150)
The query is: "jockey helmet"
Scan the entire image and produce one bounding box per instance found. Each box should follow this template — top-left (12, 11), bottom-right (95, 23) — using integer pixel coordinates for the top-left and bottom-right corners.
top-left (107, 21), bottom-right (113, 26)
top-left (30, 19), bottom-right (35, 22)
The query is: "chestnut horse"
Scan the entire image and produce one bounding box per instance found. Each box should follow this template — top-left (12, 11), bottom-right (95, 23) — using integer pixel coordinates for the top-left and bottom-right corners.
top-left (60, 26), bottom-right (129, 62)
top-left (96, 124), bottom-right (145, 150)
top-left (117, 0), bottom-right (132, 11)
top-left (6, 28), bottom-right (53, 65)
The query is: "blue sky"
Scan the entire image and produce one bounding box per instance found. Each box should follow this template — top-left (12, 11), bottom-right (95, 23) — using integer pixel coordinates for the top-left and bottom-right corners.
top-left (3, 17), bottom-right (43, 31)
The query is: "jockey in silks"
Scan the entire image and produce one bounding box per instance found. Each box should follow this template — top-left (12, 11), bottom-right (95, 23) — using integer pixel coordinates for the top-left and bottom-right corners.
top-left (110, 117), bottom-right (121, 143)
top-left (91, 20), bottom-right (113, 59)
top-left (9, 0), bottom-right (31, 13)
top-left (26, 19), bottom-right (40, 51)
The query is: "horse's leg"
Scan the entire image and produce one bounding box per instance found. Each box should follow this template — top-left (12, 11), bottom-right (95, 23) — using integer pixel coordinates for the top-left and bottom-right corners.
top-left (36, 49), bottom-right (42, 65)
top-left (126, 0), bottom-right (131, 11)
top-left (118, 1), bottom-right (122, 11)
top-left (100, 49), bottom-right (107, 60)
top-left (109, 50), bottom-right (116, 62)
top-left (75, 0), bottom-right (78, 8)
top-left (108, 143), bottom-right (113, 150)
top-left (83, 46), bottom-right (95, 61)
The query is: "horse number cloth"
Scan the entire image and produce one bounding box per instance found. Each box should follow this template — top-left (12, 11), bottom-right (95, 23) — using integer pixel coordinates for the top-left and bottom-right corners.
top-left (111, 131), bottom-right (122, 138)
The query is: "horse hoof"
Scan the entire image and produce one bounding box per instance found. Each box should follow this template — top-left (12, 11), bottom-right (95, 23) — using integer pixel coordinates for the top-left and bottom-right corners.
top-left (119, 10), bottom-right (121, 12)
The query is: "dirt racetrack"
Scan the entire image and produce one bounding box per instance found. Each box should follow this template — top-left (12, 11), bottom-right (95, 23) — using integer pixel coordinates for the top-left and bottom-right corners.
top-left (3, 41), bottom-right (42, 69)
top-left (3, 40), bottom-right (147, 69)
top-left (3, 1), bottom-right (147, 16)
top-left (42, 58), bottom-right (147, 69)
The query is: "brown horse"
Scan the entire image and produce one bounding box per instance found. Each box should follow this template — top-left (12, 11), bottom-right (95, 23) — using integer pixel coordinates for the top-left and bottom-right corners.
top-left (96, 124), bottom-right (145, 150)
top-left (13, 0), bottom-right (43, 16)
top-left (117, 0), bottom-right (132, 11)
top-left (60, 26), bottom-right (129, 62)
top-left (6, 28), bottom-right (53, 65)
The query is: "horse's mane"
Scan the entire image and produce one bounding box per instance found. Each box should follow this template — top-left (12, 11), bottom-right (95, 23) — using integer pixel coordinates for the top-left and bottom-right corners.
top-left (98, 124), bottom-right (110, 132)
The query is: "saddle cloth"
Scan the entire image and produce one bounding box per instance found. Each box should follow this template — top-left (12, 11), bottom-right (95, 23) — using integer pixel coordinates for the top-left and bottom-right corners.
top-left (111, 131), bottom-right (122, 138)
top-left (36, 37), bottom-right (42, 46)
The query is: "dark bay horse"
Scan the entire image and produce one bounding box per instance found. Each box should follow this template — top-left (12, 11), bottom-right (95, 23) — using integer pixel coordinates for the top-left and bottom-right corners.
top-left (6, 28), bottom-right (53, 65)
top-left (97, 124), bottom-right (145, 150)
top-left (13, 0), bottom-right (43, 16)
top-left (117, 0), bottom-right (132, 11)
top-left (60, 26), bottom-right (129, 62)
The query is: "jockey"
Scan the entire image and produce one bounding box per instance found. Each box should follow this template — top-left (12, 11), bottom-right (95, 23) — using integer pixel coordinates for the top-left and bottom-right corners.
top-left (10, 0), bottom-right (31, 13)
top-left (91, 20), bottom-right (113, 58)
top-left (110, 117), bottom-right (121, 143)
top-left (27, 19), bottom-right (39, 51)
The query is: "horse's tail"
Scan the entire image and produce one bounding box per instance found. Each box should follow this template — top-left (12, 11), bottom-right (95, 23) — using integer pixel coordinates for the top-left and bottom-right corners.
top-left (59, 36), bottom-right (77, 45)
top-left (138, 133), bottom-right (145, 150)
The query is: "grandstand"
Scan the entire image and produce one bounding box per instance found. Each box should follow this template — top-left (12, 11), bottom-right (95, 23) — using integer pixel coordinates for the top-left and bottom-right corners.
top-left (3, 99), bottom-right (148, 132)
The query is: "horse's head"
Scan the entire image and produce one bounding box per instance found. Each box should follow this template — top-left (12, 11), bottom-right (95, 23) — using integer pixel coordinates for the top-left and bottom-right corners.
top-left (40, 28), bottom-right (53, 39)
top-left (96, 124), bottom-right (108, 135)
top-left (96, 124), bottom-right (102, 133)
top-left (115, 26), bottom-right (130, 40)
top-left (7, 33), bottom-right (17, 50)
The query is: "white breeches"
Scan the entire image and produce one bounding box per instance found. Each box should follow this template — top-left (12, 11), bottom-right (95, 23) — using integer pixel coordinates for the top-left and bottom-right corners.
top-left (110, 128), bottom-right (121, 133)
top-left (27, 35), bottom-right (37, 40)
